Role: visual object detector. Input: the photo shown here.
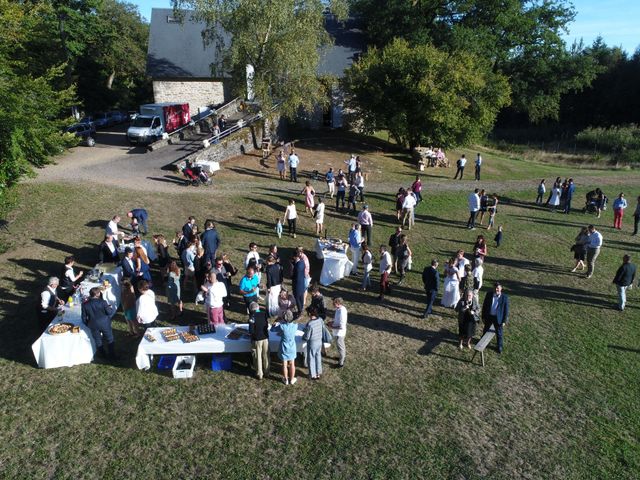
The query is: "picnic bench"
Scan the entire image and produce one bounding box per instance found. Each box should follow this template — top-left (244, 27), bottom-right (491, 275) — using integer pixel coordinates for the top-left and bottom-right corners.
top-left (471, 325), bottom-right (496, 367)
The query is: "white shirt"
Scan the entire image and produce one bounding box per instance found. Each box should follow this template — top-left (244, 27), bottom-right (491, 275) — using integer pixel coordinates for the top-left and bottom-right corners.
top-left (588, 231), bottom-right (603, 249)
top-left (204, 281), bottom-right (227, 308)
top-left (457, 257), bottom-right (470, 276)
top-left (288, 154), bottom-right (299, 168)
top-left (41, 286), bottom-right (57, 310)
top-left (473, 266), bottom-right (484, 290)
top-left (358, 210), bottom-right (373, 226)
top-left (315, 202), bottom-right (325, 223)
top-left (362, 250), bottom-right (373, 272)
top-left (332, 305), bottom-right (348, 337)
top-left (468, 193), bottom-right (480, 212)
top-left (379, 251), bottom-right (392, 273)
top-left (64, 266), bottom-right (75, 282)
top-left (107, 220), bottom-right (120, 236)
top-left (356, 176), bottom-right (364, 188)
top-left (347, 157), bottom-right (356, 172)
top-left (475, 155), bottom-right (482, 166)
top-left (284, 204), bottom-right (297, 220)
top-left (245, 251), bottom-right (261, 268)
top-left (136, 290), bottom-right (158, 324)
top-left (402, 193), bottom-right (416, 209)
top-left (106, 241), bottom-right (116, 254)
top-left (458, 157), bottom-right (467, 167)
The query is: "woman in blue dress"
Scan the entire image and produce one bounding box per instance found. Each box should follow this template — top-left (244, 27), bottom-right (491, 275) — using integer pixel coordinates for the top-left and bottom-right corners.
top-left (135, 246), bottom-right (153, 287)
top-left (278, 310), bottom-right (298, 385)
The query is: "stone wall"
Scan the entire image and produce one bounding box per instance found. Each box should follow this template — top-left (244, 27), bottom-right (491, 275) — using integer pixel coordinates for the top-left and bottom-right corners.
top-left (153, 79), bottom-right (226, 114)
top-left (185, 111), bottom-right (287, 165)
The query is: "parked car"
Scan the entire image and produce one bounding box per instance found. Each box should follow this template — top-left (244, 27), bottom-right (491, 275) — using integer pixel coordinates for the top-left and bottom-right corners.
top-left (65, 123), bottom-right (96, 147)
top-left (106, 111), bottom-right (127, 125)
top-left (79, 114), bottom-right (109, 129)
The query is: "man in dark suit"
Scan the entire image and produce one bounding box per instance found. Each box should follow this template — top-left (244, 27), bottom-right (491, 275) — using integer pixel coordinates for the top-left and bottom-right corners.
top-left (422, 259), bottom-right (440, 318)
top-left (120, 247), bottom-right (136, 282)
top-left (201, 220), bottom-right (220, 266)
top-left (98, 233), bottom-right (120, 264)
top-left (481, 282), bottom-right (510, 354)
top-left (182, 216), bottom-right (196, 238)
top-left (127, 208), bottom-right (148, 235)
top-left (81, 287), bottom-right (115, 359)
top-left (613, 254), bottom-right (637, 311)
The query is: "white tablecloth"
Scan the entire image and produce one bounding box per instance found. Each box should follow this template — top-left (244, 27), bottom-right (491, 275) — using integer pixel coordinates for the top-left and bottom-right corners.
top-left (194, 160), bottom-right (220, 174)
top-left (315, 239), bottom-right (352, 286)
top-left (31, 306), bottom-right (96, 369)
top-left (136, 323), bottom-right (317, 370)
top-left (80, 268), bottom-right (122, 310)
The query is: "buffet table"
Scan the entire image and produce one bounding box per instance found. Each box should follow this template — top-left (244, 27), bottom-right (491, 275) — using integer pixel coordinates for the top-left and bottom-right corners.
top-left (31, 267), bottom-right (122, 369)
top-left (136, 323), bottom-right (318, 370)
top-left (315, 238), bottom-right (352, 286)
top-left (31, 305), bottom-right (96, 369)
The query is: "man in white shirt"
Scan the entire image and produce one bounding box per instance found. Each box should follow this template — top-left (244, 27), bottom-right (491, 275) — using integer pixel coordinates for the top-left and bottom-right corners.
top-left (345, 154), bottom-right (357, 183)
top-left (288, 150), bottom-right (300, 183)
top-left (106, 215), bottom-right (124, 238)
top-left (586, 224), bottom-right (604, 278)
top-left (330, 297), bottom-right (348, 367)
top-left (378, 245), bottom-right (393, 301)
top-left (39, 277), bottom-right (64, 327)
top-left (454, 154), bottom-right (467, 179)
top-left (402, 191), bottom-right (417, 229)
top-left (358, 205), bottom-right (373, 246)
top-left (475, 153), bottom-right (482, 181)
top-left (467, 188), bottom-right (481, 229)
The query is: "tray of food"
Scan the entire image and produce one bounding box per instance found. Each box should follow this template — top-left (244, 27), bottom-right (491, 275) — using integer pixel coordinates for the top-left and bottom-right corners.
top-left (161, 328), bottom-right (179, 342)
top-left (180, 332), bottom-right (199, 343)
top-left (48, 322), bottom-right (75, 335)
top-left (144, 333), bottom-right (157, 342)
top-left (197, 323), bottom-right (216, 335)
top-left (226, 327), bottom-right (251, 340)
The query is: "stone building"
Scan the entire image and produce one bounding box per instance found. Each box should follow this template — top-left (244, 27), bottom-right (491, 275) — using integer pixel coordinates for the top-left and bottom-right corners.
top-left (146, 8), bottom-right (365, 127)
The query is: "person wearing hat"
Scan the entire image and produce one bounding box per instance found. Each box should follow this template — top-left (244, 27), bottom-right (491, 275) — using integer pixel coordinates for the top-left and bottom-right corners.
top-left (248, 302), bottom-right (270, 379)
top-left (120, 246), bottom-right (136, 282)
top-left (358, 204), bottom-right (373, 247)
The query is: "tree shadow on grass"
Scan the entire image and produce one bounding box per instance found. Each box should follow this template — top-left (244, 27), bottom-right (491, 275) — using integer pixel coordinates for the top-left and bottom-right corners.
top-left (607, 345), bottom-right (640, 354)
top-left (507, 213), bottom-right (593, 229)
top-left (506, 279), bottom-right (614, 309)
top-left (487, 255), bottom-right (577, 276)
top-left (31, 239), bottom-right (99, 267)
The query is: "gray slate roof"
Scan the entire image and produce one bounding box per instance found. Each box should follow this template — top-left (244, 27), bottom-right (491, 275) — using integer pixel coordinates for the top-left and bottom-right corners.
top-left (147, 9), bottom-right (229, 79)
top-left (147, 9), bottom-right (365, 79)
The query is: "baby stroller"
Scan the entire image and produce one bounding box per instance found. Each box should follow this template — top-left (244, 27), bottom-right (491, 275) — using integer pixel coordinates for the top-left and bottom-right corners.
top-left (583, 189), bottom-right (607, 215)
top-left (180, 162), bottom-right (212, 187)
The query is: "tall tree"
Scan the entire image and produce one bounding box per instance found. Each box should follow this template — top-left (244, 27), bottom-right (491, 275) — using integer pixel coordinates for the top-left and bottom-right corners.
top-left (350, 0), bottom-right (598, 122)
top-left (172, 0), bottom-right (348, 117)
top-left (344, 38), bottom-right (511, 149)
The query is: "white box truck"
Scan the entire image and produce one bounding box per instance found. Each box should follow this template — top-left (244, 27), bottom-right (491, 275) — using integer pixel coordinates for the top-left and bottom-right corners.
top-left (126, 103), bottom-right (190, 145)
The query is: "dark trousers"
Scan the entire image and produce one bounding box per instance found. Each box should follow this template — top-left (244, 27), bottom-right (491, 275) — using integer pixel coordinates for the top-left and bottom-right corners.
top-left (633, 214), bottom-right (639, 235)
top-left (348, 170), bottom-right (355, 184)
top-left (535, 193), bottom-right (543, 204)
top-left (89, 319), bottom-right (114, 349)
top-left (287, 218), bottom-right (296, 235)
top-left (38, 310), bottom-right (57, 329)
top-left (336, 191), bottom-right (345, 210)
top-left (483, 315), bottom-right (504, 352)
top-left (293, 289), bottom-right (304, 314)
top-left (358, 188), bottom-right (365, 202)
top-left (290, 167), bottom-right (298, 182)
top-left (475, 165), bottom-right (481, 180)
top-left (454, 166), bottom-right (465, 179)
top-left (564, 197), bottom-right (572, 213)
top-left (360, 224), bottom-right (372, 246)
top-left (414, 191), bottom-right (422, 203)
top-left (467, 210), bottom-right (477, 228)
top-left (424, 289), bottom-right (437, 315)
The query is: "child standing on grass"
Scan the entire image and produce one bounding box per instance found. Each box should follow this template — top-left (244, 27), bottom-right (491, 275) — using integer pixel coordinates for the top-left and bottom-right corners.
top-left (275, 218), bottom-right (283, 239)
top-left (494, 226), bottom-right (503, 247)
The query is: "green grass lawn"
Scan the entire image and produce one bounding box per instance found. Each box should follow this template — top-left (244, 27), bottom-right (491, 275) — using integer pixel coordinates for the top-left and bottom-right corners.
top-left (0, 136), bottom-right (639, 479)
